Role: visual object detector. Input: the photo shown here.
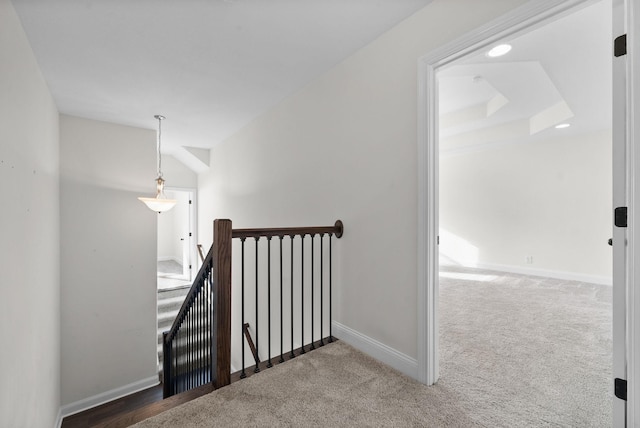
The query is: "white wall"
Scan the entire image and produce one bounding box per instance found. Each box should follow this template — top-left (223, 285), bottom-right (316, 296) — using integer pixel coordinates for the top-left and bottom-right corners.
top-left (0, 0), bottom-right (60, 426)
top-left (440, 130), bottom-right (612, 282)
top-left (162, 154), bottom-right (198, 189)
top-left (60, 115), bottom-right (158, 408)
top-left (198, 0), bottom-right (529, 363)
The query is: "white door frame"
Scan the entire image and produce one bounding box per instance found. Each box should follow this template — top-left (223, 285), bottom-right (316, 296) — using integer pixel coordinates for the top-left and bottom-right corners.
top-left (164, 186), bottom-right (198, 281)
top-left (417, 0), bottom-right (636, 424)
top-left (625, 0), bottom-right (640, 421)
top-left (612, 1), bottom-right (627, 425)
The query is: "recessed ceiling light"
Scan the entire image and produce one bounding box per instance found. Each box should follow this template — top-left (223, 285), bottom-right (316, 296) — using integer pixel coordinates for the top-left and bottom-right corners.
top-left (555, 123), bottom-right (571, 129)
top-left (487, 44), bottom-right (512, 58)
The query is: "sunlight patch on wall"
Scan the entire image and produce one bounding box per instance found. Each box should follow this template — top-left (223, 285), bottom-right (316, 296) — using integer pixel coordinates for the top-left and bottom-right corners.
top-left (439, 229), bottom-right (479, 267)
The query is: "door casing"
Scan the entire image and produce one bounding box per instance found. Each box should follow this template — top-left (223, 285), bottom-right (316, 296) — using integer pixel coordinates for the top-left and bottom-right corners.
top-left (417, 0), bottom-right (634, 425)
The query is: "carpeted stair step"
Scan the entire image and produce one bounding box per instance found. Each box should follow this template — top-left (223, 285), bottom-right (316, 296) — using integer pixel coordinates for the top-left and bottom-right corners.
top-left (157, 285), bottom-right (215, 379)
top-left (158, 306), bottom-right (209, 332)
top-left (158, 295), bottom-right (189, 312)
top-left (157, 286), bottom-right (191, 374)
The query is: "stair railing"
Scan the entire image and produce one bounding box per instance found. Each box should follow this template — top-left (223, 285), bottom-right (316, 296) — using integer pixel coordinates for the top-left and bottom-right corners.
top-left (163, 219), bottom-right (343, 398)
top-left (163, 219), bottom-right (231, 398)
top-left (232, 220), bottom-right (343, 378)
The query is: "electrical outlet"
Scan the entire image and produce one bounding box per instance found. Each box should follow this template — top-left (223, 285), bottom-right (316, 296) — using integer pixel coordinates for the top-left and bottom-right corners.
top-left (525, 256), bottom-right (533, 264)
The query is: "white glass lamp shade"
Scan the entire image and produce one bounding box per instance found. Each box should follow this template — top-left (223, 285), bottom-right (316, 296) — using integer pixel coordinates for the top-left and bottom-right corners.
top-left (138, 196), bottom-right (177, 213)
top-left (138, 177), bottom-right (177, 213)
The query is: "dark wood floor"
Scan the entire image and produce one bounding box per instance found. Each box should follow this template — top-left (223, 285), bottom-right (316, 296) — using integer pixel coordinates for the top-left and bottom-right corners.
top-left (61, 338), bottom-right (335, 427)
top-left (61, 384), bottom-right (164, 428)
top-left (62, 382), bottom-right (217, 428)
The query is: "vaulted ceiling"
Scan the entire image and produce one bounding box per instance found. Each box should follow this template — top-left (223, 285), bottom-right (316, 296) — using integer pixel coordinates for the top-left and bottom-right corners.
top-left (438, 1), bottom-right (611, 155)
top-left (12, 1), bottom-right (612, 167)
top-left (12, 0), bottom-right (432, 171)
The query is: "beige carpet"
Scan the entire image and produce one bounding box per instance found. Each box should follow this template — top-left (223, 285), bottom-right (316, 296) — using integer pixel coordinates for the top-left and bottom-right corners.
top-left (135, 266), bottom-right (612, 427)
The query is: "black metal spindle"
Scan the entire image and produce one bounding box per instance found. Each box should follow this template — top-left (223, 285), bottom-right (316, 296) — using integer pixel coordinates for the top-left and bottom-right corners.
top-left (192, 313), bottom-right (194, 389)
top-left (195, 295), bottom-right (198, 386)
top-left (320, 234), bottom-right (324, 346)
top-left (300, 234), bottom-right (305, 354)
top-left (185, 321), bottom-right (188, 391)
top-left (198, 290), bottom-right (204, 386)
top-left (183, 323), bottom-right (186, 392)
top-left (194, 300), bottom-right (197, 386)
top-left (208, 267), bottom-right (213, 385)
top-left (267, 236), bottom-right (273, 368)
top-left (191, 300), bottom-right (194, 388)
top-left (172, 332), bottom-right (176, 395)
top-left (185, 314), bottom-right (188, 391)
top-left (176, 328), bottom-right (181, 393)
top-left (190, 302), bottom-right (194, 388)
top-left (188, 313), bottom-right (191, 388)
top-left (254, 237), bottom-right (260, 373)
top-left (163, 332), bottom-right (170, 397)
top-left (197, 295), bottom-right (199, 384)
top-left (185, 311), bottom-right (189, 390)
top-left (186, 316), bottom-right (189, 389)
top-left (182, 324), bottom-right (186, 393)
top-left (202, 288), bottom-right (204, 383)
top-left (329, 233), bottom-right (333, 342)
top-left (310, 234), bottom-right (315, 350)
top-left (279, 236), bottom-right (284, 363)
top-left (184, 320), bottom-right (186, 390)
top-left (205, 273), bottom-right (209, 384)
top-left (199, 290), bottom-right (202, 382)
top-left (172, 338), bottom-right (176, 395)
top-left (241, 238), bottom-right (247, 378)
top-left (290, 235), bottom-right (295, 359)
top-left (211, 266), bottom-right (214, 381)
top-left (182, 323), bottom-right (186, 392)
top-left (192, 303), bottom-right (195, 388)
top-left (202, 288), bottom-right (205, 383)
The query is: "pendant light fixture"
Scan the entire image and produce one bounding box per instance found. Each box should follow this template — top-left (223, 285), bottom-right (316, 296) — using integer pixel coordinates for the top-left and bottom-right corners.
top-left (138, 115), bottom-right (177, 213)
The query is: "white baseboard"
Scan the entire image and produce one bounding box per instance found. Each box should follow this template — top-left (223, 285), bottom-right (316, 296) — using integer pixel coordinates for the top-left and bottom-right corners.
top-left (331, 321), bottom-right (418, 380)
top-left (60, 375), bottom-right (159, 419)
top-left (54, 408), bottom-right (63, 428)
top-left (473, 262), bottom-right (612, 286)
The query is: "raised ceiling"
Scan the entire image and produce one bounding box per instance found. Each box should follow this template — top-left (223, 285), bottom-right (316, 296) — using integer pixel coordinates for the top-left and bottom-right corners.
top-left (11, 0), bottom-right (432, 170)
top-left (438, 0), bottom-right (612, 155)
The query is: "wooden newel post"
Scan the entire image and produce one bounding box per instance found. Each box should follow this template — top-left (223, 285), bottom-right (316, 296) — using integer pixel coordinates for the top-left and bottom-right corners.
top-left (212, 219), bottom-right (232, 388)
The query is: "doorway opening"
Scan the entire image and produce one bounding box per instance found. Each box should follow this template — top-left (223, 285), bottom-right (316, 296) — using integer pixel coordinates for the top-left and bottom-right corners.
top-left (157, 188), bottom-right (196, 290)
top-left (418, 0), bottom-right (619, 425)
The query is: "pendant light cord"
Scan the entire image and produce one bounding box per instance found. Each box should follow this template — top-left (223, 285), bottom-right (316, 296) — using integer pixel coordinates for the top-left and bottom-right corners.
top-left (155, 115), bottom-right (165, 179)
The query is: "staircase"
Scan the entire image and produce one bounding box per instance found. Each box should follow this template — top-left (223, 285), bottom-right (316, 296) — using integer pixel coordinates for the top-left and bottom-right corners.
top-left (161, 219), bottom-right (344, 398)
top-left (157, 286), bottom-right (190, 374)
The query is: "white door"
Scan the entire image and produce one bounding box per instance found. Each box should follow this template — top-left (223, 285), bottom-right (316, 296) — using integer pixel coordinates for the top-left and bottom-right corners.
top-left (181, 191), bottom-right (194, 281)
top-left (612, 0), bottom-right (628, 425)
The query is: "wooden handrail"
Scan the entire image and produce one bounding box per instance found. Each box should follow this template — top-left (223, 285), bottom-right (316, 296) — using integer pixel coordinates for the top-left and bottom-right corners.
top-left (197, 244), bottom-right (205, 262)
top-left (232, 220), bottom-right (343, 240)
top-left (165, 245), bottom-right (214, 341)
